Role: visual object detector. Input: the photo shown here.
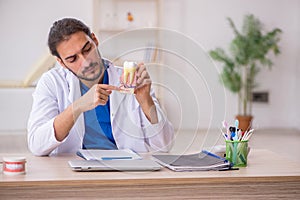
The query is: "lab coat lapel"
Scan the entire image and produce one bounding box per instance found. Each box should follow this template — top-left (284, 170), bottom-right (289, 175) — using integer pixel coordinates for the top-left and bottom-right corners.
top-left (65, 68), bottom-right (85, 142)
top-left (66, 70), bottom-right (81, 103)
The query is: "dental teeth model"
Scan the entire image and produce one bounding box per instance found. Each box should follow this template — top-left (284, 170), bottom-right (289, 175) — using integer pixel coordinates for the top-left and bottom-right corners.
top-left (119, 61), bottom-right (137, 94)
top-left (123, 61), bottom-right (137, 86)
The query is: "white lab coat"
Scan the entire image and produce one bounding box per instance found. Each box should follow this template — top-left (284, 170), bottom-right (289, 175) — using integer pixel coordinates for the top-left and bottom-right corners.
top-left (27, 62), bottom-right (174, 156)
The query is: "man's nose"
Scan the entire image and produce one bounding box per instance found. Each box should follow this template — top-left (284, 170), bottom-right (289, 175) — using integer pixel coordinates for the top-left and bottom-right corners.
top-left (77, 53), bottom-right (88, 67)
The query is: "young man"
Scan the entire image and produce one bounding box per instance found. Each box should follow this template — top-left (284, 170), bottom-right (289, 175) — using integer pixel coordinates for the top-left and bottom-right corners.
top-left (27, 18), bottom-right (174, 156)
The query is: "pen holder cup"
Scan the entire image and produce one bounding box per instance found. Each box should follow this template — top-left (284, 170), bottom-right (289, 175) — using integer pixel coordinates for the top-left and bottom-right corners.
top-left (225, 140), bottom-right (248, 167)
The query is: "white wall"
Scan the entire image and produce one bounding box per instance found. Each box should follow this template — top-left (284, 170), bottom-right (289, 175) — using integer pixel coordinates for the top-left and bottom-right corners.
top-left (160, 0), bottom-right (300, 130)
top-left (0, 88), bottom-right (34, 131)
top-left (0, 0), bottom-right (299, 131)
top-left (0, 0), bottom-right (93, 81)
top-left (0, 0), bottom-right (93, 131)
top-left (293, 1), bottom-right (300, 129)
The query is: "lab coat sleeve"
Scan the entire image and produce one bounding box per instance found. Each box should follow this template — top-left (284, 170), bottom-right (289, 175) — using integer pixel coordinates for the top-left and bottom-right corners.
top-left (139, 89), bottom-right (175, 152)
top-left (27, 74), bottom-right (65, 156)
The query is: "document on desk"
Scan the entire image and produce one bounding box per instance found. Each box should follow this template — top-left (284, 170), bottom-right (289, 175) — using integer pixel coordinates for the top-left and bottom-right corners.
top-left (70, 149), bottom-right (161, 172)
top-left (152, 150), bottom-right (232, 171)
top-left (77, 149), bottom-right (142, 161)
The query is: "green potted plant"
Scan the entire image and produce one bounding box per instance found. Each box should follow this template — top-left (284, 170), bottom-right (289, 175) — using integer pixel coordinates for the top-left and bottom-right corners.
top-left (209, 14), bottom-right (282, 131)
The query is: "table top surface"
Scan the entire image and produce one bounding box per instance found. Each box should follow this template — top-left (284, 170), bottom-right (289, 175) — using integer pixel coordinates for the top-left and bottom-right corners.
top-left (1, 149), bottom-right (300, 185)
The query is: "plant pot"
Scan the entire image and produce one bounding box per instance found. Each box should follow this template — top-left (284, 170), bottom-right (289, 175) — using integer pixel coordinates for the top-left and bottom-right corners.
top-left (236, 115), bottom-right (253, 132)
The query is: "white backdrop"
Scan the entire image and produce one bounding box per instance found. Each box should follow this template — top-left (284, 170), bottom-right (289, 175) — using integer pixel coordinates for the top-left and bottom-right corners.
top-left (0, 0), bottom-right (299, 131)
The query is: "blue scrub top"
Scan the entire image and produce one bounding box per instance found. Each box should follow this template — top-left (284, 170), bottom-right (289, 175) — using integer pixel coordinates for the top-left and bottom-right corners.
top-left (80, 67), bottom-right (117, 150)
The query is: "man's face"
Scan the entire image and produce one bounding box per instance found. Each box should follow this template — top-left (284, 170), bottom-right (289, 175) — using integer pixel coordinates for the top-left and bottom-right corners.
top-left (56, 31), bottom-right (103, 81)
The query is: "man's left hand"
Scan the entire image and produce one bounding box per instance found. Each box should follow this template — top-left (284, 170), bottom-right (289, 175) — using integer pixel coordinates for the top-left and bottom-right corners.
top-left (134, 63), bottom-right (158, 124)
top-left (134, 62), bottom-right (151, 97)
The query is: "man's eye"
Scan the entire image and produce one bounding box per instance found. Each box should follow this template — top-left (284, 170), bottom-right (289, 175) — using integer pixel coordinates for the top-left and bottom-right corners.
top-left (83, 46), bottom-right (92, 54)
top-left (68, 56), bottom-right (77, 63)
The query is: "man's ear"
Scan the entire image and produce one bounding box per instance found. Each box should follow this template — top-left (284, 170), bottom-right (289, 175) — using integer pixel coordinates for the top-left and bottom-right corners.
top-left (91, 33), bottom-right (99, 46)
top-left (56, 57), bottom-right (66, 68)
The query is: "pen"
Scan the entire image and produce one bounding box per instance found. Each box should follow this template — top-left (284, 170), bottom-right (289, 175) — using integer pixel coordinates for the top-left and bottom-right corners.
top-left (234, 119), bottom-right (239, 135)
top-left (220, 128), bottom-right (228, 140)
top-left (222, 120), bottom-right (231, 136)
top-left (238, 129), bottom-right (243, 141)
top-left (101, 156), bottom-right (133, 160)
top-left (244, 129), bottom-right (254, 140)
top-left (202, 150), bottom-right (228, 162)
top-left (241, 129), bottom-right (254, 141)
top-left (229, 127), bottom-right (237, 140)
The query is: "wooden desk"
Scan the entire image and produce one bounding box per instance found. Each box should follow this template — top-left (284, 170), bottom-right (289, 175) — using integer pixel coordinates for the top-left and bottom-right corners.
top-left (1, 149), bottom-right (300, 199)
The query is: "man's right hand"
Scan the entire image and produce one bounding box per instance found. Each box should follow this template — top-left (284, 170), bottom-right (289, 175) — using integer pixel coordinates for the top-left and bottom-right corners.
top-left (53, 84), bottom-right (118, 142)
top-left (75, 84), bottom-right (119, 113)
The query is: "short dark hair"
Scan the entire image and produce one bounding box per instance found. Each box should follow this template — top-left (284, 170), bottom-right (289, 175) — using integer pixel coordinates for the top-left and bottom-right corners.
top-left (48, 18), bottom-right (92, 58)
